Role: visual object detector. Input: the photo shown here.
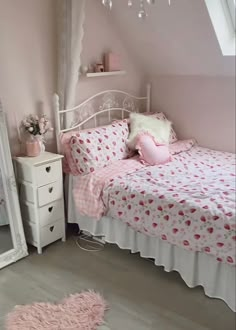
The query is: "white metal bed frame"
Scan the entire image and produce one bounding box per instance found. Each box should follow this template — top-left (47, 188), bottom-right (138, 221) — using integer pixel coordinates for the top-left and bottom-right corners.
top-left (53, 84), bottom-right (151, 152)
top-left (52, 84), bottom-right (236, 312)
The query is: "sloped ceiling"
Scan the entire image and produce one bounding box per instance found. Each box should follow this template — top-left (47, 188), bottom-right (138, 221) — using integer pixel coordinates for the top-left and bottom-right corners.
top-left (107, 0), bottom-right (235, 76)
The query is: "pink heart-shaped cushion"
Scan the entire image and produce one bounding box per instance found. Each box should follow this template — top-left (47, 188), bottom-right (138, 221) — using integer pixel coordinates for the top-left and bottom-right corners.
top-left (136, 132), bottom-right (172, 165)
top-left (6, 291), bottom-right (108, 330)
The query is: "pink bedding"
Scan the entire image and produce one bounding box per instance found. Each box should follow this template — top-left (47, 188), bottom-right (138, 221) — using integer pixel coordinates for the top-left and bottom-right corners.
top-left (73, 157), bottom-right (144, 219)
top-left (73, 144), bottom-right (236, 266)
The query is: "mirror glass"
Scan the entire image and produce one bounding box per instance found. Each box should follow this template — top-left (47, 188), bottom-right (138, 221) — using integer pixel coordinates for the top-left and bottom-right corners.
top-left (0, 165), bottom-right (13, 255)
top-left (0, 105), bottom-right (28, 270)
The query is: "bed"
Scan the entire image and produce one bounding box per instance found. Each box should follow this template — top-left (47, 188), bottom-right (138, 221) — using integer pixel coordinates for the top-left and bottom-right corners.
top-left (53, 85), bottom-right (236, 312)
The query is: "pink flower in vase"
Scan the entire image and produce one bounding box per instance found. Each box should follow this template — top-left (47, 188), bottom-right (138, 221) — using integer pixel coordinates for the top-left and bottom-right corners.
top-left (21, 113), bottom-right (53, 156)
top-left (39, 122), bottom-right (45, 134)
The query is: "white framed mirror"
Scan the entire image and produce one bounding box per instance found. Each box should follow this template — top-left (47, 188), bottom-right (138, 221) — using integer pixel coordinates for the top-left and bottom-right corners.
top-left (0, 100), bottom-right (28, 269)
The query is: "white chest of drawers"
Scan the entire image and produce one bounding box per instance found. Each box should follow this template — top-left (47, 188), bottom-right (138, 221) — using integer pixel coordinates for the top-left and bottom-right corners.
top-left (14, 152), bottom-right (66, 254)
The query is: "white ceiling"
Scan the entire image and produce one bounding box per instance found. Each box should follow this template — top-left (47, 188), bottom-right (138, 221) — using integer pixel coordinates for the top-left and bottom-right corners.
top-left (107, 0), bottom-right (235, 76)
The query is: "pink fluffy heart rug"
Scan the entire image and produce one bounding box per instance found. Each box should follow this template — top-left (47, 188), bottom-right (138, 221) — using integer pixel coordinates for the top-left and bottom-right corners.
top-left (6, 291), bottom-right (108, 330)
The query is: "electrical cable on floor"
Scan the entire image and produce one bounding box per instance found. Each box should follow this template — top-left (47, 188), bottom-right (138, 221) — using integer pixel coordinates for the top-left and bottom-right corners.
top-left (75, 231), bottom-right (104, 252)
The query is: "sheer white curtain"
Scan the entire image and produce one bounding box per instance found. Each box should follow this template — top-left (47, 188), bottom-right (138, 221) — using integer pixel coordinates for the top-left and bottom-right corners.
top-left (57, 0), bottom-right (86, 129)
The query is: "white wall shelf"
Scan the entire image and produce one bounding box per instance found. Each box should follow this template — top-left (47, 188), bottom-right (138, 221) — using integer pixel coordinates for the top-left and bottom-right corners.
top-left (86, 71), bottom-right (126, 78)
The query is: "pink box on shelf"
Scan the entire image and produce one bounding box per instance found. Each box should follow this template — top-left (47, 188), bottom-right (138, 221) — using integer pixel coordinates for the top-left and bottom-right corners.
top-left (104, 52), bottom-right (121, 72)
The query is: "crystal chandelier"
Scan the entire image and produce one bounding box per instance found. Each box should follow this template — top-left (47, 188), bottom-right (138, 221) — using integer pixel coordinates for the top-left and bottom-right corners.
top-left (102, 0), bottom-right (171, 19)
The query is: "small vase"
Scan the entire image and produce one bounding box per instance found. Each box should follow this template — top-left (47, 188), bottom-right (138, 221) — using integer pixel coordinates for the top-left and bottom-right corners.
top-left (25, 136), bottom-right (41, 157)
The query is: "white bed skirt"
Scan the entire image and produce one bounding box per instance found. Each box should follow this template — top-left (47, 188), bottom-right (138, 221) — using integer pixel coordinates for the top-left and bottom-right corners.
top-left (67, 176), bottom-right (236, 312)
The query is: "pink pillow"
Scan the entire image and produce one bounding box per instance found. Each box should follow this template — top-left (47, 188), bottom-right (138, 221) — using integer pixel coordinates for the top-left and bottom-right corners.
top-left (60, 132), bottom-right (80, 175)
top-left (169, 139), bottom-right (196, 155)
top-left (70, 121), bottom-right (131, 174)
top-left (136, 132), bottom-right (172, 165)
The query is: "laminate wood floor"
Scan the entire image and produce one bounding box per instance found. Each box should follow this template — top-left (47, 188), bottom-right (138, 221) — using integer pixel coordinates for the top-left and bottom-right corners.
top-left (0, 237), bottom-right (235, 330)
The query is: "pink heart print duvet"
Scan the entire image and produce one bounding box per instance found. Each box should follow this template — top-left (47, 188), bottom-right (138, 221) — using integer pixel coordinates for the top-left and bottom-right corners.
top-left (73, 145), bottom-right (236, 266)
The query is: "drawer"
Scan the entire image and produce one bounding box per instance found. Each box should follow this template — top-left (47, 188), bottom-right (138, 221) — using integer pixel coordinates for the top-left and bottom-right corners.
top-left (39, 200), bottom-right (64, 226)
top-left (40, 220), bottom-right (64, 247)
top-left (24, 219), bottom-right (64, 248)
top-left (36, 161), bottom-right (62, 187)
top-left (38, 181), bottom-right (63, 207)
top-left (21, 200), bottom-right (64, 227)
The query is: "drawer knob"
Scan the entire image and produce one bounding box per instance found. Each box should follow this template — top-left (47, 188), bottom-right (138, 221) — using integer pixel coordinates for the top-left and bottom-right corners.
top-left (50, 226), bottom-right (54, 232)
top-left (48, 187), bottom-right (53, 193)
top-left (48, 206), bottom-right (53, 213)
top-left (46, 166), bottom-right (51, 173)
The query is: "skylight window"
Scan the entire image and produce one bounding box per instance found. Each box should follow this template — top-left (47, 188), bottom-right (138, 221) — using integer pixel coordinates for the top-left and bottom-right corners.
top-left (226, 0), bottom-right (235, 31)
top-left (205, 0), bottom-right (236, 56)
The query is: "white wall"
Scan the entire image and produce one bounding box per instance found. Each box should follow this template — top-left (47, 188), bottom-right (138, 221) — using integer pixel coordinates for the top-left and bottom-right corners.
top-left (0, 0), bottom-right (56, 155)
top-left (151, 76), bottom-right (235, 153)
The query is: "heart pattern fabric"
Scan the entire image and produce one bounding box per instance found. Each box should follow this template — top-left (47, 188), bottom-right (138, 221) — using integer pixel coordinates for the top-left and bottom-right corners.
top-left (70, 121), bottom-right (132, 175)
top-left (6, 291), bottom-right (108, 330)
top-left (102, 146), bottom-right (236, 266)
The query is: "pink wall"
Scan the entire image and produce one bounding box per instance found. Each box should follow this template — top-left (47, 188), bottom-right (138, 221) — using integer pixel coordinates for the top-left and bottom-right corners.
top-left (0, 0), bottom-right (143, 156)
top-left (0, 0), bottom-right (234, 156)
top-left (110, 0), bottom-right (235, 77)
top-left (76, 0), bottom-right (143, 104)
top-left (0, 0), bottom-right (57, 155)
top-left (151, 76), bottom-right (235, 153)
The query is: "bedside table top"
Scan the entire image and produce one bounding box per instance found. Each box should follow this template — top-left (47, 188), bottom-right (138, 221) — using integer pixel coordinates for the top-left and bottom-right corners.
top-left (14, 152), bottom-right (63, 167)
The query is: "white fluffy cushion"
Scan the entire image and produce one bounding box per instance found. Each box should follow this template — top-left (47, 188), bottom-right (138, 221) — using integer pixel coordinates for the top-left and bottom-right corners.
top-left (127, 113), bottom-right (171, 150)
top-left (148, 112), bottom-right (178, 143)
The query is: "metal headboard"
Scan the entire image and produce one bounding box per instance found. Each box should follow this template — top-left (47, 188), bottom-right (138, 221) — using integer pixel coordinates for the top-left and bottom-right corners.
top-left (53, 84), bottom-right (151, 152)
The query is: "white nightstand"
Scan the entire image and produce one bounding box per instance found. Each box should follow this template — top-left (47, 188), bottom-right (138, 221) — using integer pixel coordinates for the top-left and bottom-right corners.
top-left (14, 152), bottom-right (66, 254)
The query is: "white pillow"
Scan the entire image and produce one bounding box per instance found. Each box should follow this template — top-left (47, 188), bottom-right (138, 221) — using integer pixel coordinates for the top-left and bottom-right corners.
top-left (127, 112), bottom-right (171, 150)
